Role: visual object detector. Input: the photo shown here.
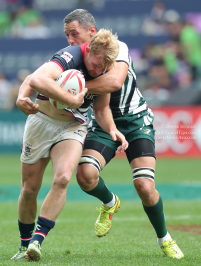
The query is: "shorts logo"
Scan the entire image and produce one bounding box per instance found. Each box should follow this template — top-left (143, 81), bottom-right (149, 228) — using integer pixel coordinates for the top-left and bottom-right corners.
top-left (85, 93), bottom-right (95, 100)
top-left (142, 152), bottom-right (153, 156)
top-left (24, 144), bottom-right (31, 156)
top-left (142, 129), bottom-right (151, 134)
top-left (74, 130), bottom-right (84, 137)
top-left (61, 52), bottom-right (73, 63)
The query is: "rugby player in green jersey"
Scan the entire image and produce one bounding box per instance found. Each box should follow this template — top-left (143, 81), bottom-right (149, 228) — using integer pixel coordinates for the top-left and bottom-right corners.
top-left (66, 9), bottom-right (184, 259)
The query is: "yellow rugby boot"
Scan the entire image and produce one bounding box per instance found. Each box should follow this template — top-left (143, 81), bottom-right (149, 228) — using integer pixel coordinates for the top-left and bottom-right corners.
top-left (161, 240), bottom-right (184, 259)
top-left (95, 195), bottom-right (120, 237)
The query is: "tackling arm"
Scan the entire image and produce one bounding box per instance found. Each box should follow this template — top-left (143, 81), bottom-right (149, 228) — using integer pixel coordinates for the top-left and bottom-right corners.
top-left (86, 61), bottom-right (128, 95)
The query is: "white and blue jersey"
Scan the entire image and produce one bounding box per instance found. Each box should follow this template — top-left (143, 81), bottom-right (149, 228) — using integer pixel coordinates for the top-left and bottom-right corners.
top-left (36, 42), bottom-right (97, 124)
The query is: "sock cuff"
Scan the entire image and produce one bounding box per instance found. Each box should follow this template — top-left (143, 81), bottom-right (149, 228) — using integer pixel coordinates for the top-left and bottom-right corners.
top-left (18, 220), bottom-right (35, 232)
top-left (37, 216), bottom-right (55, 229)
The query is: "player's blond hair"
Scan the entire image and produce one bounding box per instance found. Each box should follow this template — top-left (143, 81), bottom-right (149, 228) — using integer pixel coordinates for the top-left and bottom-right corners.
top-left (89, 29), bottom-right (119, 71)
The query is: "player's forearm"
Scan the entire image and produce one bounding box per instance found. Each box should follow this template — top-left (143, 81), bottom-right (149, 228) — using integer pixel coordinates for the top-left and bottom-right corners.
top-left (29, 75), bottom-right (76, 106)
top-left (17, 74), bottom-right (35, 99)
top-left (86, 74), bottom-right (121, 95)
top-left (94, 107), bottom-right (117, 135)
top-left (86, 62), bottom-right (128, 95)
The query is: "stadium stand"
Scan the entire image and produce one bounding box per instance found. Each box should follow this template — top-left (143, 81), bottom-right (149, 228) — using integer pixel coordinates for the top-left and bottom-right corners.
top-left (0, 0), bottom-right (201, 108)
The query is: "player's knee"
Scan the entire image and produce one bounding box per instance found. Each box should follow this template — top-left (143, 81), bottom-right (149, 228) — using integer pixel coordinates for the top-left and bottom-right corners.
top-left (134, 179), bottom-right (153, 197)
top-left (77, 155), bottom-right (101, 189)
top-left (53, 172), bottom-right (71, 189)
top-left (21, 183), bottom-right (40, 200)
top-left (133, 167), bottom-right (155, 198)
top-left (77, 164), bottom-right (98, 188)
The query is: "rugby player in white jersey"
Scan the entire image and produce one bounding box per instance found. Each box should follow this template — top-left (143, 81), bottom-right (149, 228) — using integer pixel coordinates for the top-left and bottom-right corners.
top-left (14, 9), bottom-right (184, 260)
top-left (12, 28), bottom-right (128, 261)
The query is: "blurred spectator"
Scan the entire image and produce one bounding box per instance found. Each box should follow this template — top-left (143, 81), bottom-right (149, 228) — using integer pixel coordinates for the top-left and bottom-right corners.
top-left (165, 12), bottom-right (201, 81)
top-left (11, 69), bottom-right (35, 102)
top-left (141, 1), bottom-right (167, 35)
top-left (185, 13), bottom-right (201, 34)
top-left (180, 21), bottom-right (201, 80)
top-left (163, 40), bottom-right (188, 87)
top-left (137, 43), bottom-right (156, 75)
top-left (148, 59), bottom-right (171, 91)
top-left (176, 70), bottom-right (198, 91)
top-left (164, 9), bottom-right (181, 26)
top-left (0, 1), bottom-right (50, 38)
top-left (143, 75), bottom-right (170, 106)
top-left (0, 73), bottom-right (17, 111)
top-left (163, 41), bottom-right (180, 76)
top-left (0, 10), bottom-right (11, 36)
top-left (11, 6), bottom-right (51, 38)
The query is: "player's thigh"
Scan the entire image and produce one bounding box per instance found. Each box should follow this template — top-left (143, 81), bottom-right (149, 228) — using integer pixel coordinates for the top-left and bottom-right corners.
top-left (127, 139), bottom-right (156, 190)
top-left (84, 125), bottom-right (118, 167)
top-left (77, 140), bottom-right (116, 181)
top-left (50, 139), bottom-right (83, 179)
top-left (82, 149), bottom-right (106, 170)
top-left (131, 156), bottom-right (156, 170)
top-left (21, 157), bottom-right (50, 190)
top-left (83, 139), bottom-right (116, 167)
top-left (125, 138), bottom-right (156, 169)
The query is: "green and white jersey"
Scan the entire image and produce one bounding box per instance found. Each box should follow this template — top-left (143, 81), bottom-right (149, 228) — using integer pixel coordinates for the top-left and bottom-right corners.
top-left (110, 41), bottom-right (147, 118)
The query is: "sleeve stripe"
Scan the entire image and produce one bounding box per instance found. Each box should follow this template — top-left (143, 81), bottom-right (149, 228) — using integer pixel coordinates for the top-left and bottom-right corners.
top-left (50, 60), bottom-right (64, 71)
top-left (116, 60), bottom-right (129, 65)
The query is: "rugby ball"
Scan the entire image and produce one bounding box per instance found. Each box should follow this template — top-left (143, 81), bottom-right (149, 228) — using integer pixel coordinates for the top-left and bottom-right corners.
top-left (49, 69), bottom-right (85, 109)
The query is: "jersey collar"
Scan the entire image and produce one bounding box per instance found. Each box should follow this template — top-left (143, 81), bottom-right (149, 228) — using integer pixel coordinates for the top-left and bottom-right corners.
top-left (80, 42), bottom-right (90, 61)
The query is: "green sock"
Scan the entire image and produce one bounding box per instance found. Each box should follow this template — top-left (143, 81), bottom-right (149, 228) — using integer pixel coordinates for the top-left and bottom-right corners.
top-left (143, 196), bottom-right (167, 238)
top-left (83, 176), bottom-right (113, 204)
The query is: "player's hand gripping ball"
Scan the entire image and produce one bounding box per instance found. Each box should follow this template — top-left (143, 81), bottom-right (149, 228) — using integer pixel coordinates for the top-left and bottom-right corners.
top-left (49, 69), bottom-right (85, 109)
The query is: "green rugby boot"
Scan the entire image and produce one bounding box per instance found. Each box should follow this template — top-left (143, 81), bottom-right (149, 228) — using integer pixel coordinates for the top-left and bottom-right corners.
top-left (11, 246), bottom-right (28, 260)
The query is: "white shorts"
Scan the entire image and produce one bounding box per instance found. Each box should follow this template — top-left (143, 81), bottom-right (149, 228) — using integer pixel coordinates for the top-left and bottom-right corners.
top-left (21, 111), bottom-right (88, 164)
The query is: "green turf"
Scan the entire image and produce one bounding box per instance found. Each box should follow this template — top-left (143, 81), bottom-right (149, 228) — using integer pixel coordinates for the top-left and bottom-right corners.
top-left (0, 155), bottom-right (201, 265)
top-left (0, 154), bottom-right (201, 185)
top-left (1, 201), bottom-right (201, 265)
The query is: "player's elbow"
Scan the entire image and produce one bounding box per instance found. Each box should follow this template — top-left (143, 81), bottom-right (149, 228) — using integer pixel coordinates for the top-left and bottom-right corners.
top-left (93, 108), bottom-right (104, 119)
top-left (114, 79), bottom-right (124, 91)
top-left (110, 77), bottom-right (124, 92)
top-left (24, 74), bottom-right (33, 83)
top-left (29, 74), bottom-right (42, 90)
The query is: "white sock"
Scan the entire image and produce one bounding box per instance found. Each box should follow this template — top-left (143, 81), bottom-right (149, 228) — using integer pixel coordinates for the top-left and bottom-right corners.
top-left (158, 232), bottom-right (172, 247)
top-left (103, 193), bottom-right (116, 208)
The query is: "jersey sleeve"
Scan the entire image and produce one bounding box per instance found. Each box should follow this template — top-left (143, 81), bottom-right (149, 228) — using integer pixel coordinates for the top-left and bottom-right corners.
top-left (49, 46), bottom-right (82, 71)
top-left (116, 41), bottom-right (129, 65)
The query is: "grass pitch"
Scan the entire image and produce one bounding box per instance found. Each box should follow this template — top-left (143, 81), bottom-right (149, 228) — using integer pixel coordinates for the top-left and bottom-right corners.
top-left (0, 155), bottom-right (201, 265)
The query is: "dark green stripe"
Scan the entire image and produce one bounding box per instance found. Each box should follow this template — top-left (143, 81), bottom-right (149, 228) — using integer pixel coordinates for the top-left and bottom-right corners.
top-left (0, 184), bottom-right (201, 201)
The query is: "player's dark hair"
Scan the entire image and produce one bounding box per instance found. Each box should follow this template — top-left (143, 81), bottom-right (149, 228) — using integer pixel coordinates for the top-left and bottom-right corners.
top-left (64, 9), bottom-right (97, 30)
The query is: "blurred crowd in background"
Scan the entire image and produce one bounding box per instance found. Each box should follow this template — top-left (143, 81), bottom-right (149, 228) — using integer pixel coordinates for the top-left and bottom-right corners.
top-left (0, 0), bottom-right (201, 110)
